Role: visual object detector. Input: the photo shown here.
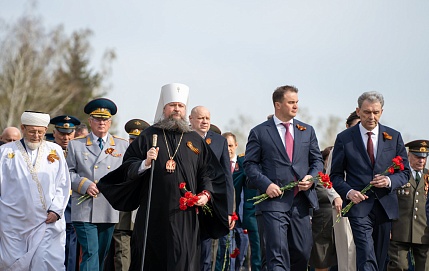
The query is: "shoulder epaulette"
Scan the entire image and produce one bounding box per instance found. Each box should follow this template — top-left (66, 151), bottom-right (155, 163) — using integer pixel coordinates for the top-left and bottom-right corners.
top-left (112, 135), bottom-right (128, 141)
top-left (71, 136), bottom-right (86, 140)
top-left (238, 153), bottom-right (245, 157)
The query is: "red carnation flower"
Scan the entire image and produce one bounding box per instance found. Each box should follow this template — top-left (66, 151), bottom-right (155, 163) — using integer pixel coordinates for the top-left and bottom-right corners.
top-left (179, 182), bottom-right (186, 189)
top-left (179, 197), bottom-right (187, 205)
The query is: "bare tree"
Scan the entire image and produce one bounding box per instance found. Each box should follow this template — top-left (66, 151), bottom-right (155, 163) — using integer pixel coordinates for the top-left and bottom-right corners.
top-left (224, 114), bottom-right (255, 155)
top-left (316, 115), bottom-right (343, 150)
top-left (0, 10), bottom-right (115, 129)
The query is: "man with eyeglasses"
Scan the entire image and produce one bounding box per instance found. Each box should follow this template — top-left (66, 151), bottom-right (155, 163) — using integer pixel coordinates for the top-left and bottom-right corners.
top-left (0, 111), bottom-right (71, 270)
top-left (66, 98), bottom-right (129, 271)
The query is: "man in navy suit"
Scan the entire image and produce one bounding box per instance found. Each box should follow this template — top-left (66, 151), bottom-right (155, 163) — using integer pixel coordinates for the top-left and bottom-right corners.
top-left (330, 91), bottom-right (410, 271)
top-left (244, 85), bottom-right (323, 271)
top-left (189, 106), bottom-right (235, 271)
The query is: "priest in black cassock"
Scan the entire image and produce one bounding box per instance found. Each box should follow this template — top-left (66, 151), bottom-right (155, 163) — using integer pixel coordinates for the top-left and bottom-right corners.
top-left (98, 83), bottom-right (229, 271)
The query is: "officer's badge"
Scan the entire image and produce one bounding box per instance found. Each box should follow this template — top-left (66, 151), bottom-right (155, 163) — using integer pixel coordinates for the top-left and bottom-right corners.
top-left (105, 148), bottom-right (122, 157)
top-left (205, 138), bottom-right (211, 145)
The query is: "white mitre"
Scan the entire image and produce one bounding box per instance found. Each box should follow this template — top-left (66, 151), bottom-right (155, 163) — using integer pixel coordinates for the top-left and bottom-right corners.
top-left (154, 83), bottom-right (190, 123)
top-left (21, 111), bottom-right (50, 127)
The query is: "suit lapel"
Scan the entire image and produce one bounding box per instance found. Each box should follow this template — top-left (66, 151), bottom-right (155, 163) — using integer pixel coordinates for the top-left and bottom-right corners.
top-left (375, 125), bottom-right (386, 167)
top-left (292, 121), bottom-right (301, 162)
top-left (351, 125), bottom-right (372, 167)
top-left (86, 135), bottom-right (101, 156)
top-left (96, 134), bottom-right (114, 163)
top-left (266, 118), bottom-right (289, 162)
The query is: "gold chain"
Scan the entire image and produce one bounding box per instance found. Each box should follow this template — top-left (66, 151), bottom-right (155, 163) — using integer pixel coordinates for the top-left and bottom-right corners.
top-left (162, 129), bottom-right (184, 160)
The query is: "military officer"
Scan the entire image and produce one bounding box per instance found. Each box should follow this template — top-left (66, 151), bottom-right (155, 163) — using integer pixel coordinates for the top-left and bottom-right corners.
top-left (388, 139), bottom-right (429, 271)
top-left (66, 98), bottom-right (129, 271)
top-left (50, 115), bottom-right (81, 271)
top-left (105, 118), bottom-right (150, 271)
top-left (51, 115), bottom-right (81, 151)
top-left (125, 118), bottom-right (150, 143)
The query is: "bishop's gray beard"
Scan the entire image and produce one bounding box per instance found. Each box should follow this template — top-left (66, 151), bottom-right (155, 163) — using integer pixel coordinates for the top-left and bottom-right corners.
top-left (24, 139), bottom-right (42, 150)
top-left (153, 117), bottom-right (192, 133)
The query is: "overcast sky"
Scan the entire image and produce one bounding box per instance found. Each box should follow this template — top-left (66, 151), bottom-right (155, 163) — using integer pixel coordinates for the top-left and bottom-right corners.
top-left (2, 0), bottom-right (428, 143)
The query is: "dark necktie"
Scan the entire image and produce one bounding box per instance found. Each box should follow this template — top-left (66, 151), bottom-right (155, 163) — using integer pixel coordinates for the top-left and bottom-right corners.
top-left (416, 171), bottom-right (421, 184)
top-left (366, 132), bottom-right (375, 166)
top-left (98, 137), bottom-right (104, 150)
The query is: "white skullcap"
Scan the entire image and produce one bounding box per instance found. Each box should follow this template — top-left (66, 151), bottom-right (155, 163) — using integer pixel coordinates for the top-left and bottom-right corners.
top-left (21, 111), bottom-right (50, 127)
top-left (154, 83), bottom-right (190, 122)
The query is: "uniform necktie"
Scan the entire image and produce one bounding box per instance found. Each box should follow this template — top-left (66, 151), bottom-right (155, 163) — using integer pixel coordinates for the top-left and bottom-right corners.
top-left (366, 132), bottom-right (375, 166)
top-left (282, 123), bottom-right (298, 196)
top-left (416, 171), bottom-right (421, 184)
top-left (98, 137), bottom-right (104, 150)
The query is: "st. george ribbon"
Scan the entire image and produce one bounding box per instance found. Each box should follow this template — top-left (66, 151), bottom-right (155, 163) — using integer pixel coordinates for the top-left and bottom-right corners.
top-left (141, 134), bottom-right (157, 271)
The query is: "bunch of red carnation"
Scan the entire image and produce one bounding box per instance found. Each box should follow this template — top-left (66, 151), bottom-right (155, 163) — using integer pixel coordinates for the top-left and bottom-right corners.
top-left (179, 189), bottom-right (200, 210)
top-left (319, 172), bottom-right (333, 189)
top-left (389, 156), bottom-right (405, 173)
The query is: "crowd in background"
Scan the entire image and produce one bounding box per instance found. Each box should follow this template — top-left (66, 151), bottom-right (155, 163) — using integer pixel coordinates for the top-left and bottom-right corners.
top-left (0, 84), bottom-right (428, 271)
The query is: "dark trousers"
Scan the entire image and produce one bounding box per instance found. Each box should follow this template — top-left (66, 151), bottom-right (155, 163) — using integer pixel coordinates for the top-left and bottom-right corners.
top-left (348, 200), bottom-right (391, 271)
top-left (73, 222), bottom-right (115, 271)
top-left (262, 195), bottom-right (312, 271)
top-left (256, 211), bottom-right (267, 271)
top-left (387, 241), bottom-right (429, 271)
top-left (201, 237), bottom-right (213, 271)
top-left (65, 223), bottom-right (79, 271)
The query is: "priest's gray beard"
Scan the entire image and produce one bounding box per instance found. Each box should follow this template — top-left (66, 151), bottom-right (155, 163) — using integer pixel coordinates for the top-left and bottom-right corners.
top-left (24, 139), bottom-right (42, 150)
top-left (154, 116), bottom-right (192, 133)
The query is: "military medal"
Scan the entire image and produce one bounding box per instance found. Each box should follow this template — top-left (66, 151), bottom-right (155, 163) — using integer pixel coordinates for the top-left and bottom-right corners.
top-left (163, 129), bottom-right (184, 173)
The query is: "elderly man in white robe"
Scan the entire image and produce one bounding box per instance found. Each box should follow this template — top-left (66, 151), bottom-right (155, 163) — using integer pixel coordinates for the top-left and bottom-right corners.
top-left (0, 111), bottom-right (71, 271)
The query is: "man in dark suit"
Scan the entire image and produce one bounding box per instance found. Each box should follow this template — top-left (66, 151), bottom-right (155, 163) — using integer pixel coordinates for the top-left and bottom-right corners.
top-left (330, 91), bottom-right (410, 271)
top-left (189, 106), bottom-right (235, 271)
top-left (244, 85), bottom-right (323, 271)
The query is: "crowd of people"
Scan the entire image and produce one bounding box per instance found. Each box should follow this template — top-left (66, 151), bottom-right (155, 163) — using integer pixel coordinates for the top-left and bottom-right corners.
top-left (0, 83), bottom-right (428, 271)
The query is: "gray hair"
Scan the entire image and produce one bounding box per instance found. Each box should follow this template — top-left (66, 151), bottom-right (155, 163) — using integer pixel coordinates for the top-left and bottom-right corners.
top-left (357, 91), bottom-right (384, 108)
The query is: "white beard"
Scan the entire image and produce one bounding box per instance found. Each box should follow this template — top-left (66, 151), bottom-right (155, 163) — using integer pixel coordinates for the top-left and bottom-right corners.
top-left (24, 139), bottom-right (42, 150)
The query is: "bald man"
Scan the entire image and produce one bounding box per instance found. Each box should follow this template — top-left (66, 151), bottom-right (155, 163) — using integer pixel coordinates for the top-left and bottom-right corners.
top-left (189, 106), bottom-right (235, 271)
top-left (1, 127), bottom-right (21, 143)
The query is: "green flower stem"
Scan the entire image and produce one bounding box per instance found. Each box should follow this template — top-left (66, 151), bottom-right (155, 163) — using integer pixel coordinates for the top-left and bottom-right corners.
top-left (77, 194), bottom-right (92, 205)
top-left (222, 231), bottom-right (231, 271)
top-left (336, 161), bottom-right (399, 223)
top-left (249, 181), bottom-right (299, 205)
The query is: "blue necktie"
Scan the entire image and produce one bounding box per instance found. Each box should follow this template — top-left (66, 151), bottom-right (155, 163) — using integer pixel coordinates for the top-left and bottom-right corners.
top-left (97, 137), bottom-right (104, 150)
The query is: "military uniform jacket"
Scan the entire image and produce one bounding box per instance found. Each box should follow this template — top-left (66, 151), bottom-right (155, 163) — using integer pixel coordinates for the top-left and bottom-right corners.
top-left (67, 133), bottom-right (129, 223)
top-left (391, 168), bottom-right (429, 244)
